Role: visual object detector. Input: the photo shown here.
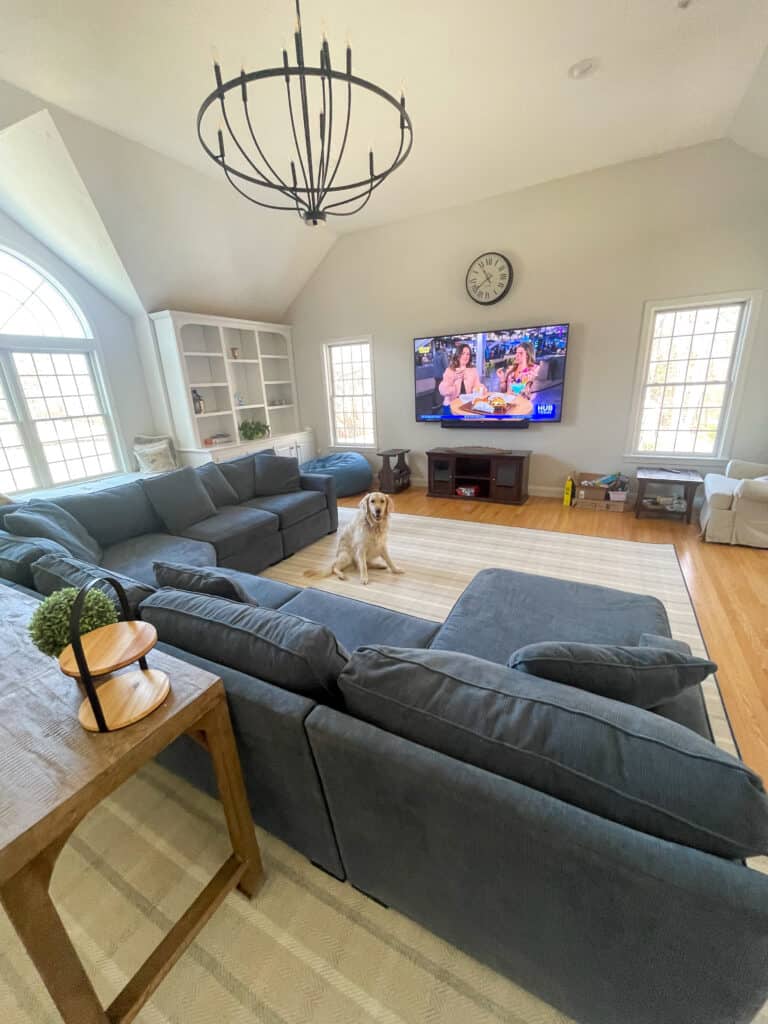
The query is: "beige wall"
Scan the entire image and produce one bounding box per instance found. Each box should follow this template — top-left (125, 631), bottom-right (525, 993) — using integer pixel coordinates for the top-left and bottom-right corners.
top-left (288, 140), bottom-right (768, 493)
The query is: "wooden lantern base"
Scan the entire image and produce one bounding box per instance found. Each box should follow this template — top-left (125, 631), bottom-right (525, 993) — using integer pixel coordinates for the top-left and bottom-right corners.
top-left (78, 668), bottom-right (170, 732)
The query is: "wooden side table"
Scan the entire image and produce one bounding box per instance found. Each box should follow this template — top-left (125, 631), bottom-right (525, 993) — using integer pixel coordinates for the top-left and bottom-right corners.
top-left (377, 448), bottom-right (411, 493)
top-left (0, 585), bottom-right (263, 1024)
top-left (635, 467), bottom-right (703, 524)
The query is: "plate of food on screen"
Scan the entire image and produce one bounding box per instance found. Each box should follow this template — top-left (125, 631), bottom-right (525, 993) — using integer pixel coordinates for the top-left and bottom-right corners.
top-left (450, 391), bottom-right (533, 417)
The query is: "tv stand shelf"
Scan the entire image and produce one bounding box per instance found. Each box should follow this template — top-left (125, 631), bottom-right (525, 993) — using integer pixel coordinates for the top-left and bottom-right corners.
top-left (427, 447), bottom-right (530, 505)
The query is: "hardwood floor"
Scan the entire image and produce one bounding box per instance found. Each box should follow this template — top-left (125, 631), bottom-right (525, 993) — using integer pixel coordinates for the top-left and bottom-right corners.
top-left (340, 488), bottom-right (768, 778)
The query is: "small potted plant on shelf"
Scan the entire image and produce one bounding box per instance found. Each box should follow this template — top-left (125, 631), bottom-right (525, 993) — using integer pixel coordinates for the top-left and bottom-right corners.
top-left (239, 419), bottom-right (270, 441)
top-left (29, 587), bottom-right (117, 658)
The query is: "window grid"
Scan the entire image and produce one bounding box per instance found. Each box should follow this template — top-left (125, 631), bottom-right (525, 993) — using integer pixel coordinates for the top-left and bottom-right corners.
top-left (12, 351), bottom-right (116, 486)
top-left (326, 342), bottom-right (376, 447)
top-left (0, 373), bottom-right (35, 494)
top-left (635, 303), bottom-right (744, 456)
top-left (0, 248), bottom-right (89, 339)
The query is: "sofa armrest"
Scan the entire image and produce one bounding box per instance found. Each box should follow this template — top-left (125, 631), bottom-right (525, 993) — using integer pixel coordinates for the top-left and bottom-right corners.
top-left (735, 478), bottom-right (768, 504)
top-left (726, 459), bottom-right (768, 480)
top-left (300, 472), bottom-right (338, 532)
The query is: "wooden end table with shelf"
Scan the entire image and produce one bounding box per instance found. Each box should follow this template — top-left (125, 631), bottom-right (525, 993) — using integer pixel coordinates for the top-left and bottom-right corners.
top-left (0, 585), bottom-right (263, 1024)
top-left (635, 467), bottom-right (703, 524)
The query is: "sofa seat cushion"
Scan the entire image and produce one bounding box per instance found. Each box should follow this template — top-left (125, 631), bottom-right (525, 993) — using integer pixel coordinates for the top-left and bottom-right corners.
top-left (704, 473), bottom-right (739, 511)
top-left (508, 641), bottom-right (716, 709)
top-left (6, 500), bottom-right (102, 564)
top-left (210, 568), bottom-right (300, 608)
top-left (280, 587), bottom-right (439, 652)
top-left (31, 553), bottom-right (155, 616)
top-left (100, 533), bottom-right (215, 587)
top-left (0, 531), bottom-right (70, 586)
top-left (431, 568), bottom-right (670, 665)
top-left (139, 589), bottom-right (348, 701)
top-left (143, 466), bottom-right (217, 534)
top-left (245, 490), bottom-right (326, 528)
top-left (338, 645), bottom-right (768, 860)
top-left (52, 481), bottom-right (163, 546)
top-left (180, 506), bottom-right (279, 561)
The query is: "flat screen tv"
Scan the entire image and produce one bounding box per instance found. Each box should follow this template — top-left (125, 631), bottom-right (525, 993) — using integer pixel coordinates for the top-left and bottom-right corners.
top-left (414, 323), bottom-right (569, 425)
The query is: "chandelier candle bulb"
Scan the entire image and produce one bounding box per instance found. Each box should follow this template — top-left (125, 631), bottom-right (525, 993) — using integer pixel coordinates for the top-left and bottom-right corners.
top-left (240, 69), bottom-right (247, 101)
top-left (346, 44), bottom-right (352, 75)
top-left (214, 61), bottom-right (223, 88)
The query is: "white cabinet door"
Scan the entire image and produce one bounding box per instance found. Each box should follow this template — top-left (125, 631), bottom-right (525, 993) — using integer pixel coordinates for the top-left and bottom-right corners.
top-left (295, 438), bottom-right (313, 466)
top-left (273, 440), bottom-right (297, 459)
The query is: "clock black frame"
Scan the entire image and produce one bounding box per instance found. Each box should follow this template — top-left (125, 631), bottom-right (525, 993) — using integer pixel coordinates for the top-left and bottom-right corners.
top-left (465, 251), bottom-right (513, 305)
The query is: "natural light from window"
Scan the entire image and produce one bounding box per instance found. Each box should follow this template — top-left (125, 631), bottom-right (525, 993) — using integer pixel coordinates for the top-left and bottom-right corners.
top-left (326, 341), bottom-right (376, 447)
top-left (0, 248), bottom-right (89, 338)
top-left (633, 301), bottom-right (745, 457)
top-left (0, 249), bottom-right (117, 494)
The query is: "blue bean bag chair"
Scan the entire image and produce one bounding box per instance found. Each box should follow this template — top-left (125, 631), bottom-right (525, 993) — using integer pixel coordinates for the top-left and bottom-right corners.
top-left (300, 451), bottom-right (373, 497)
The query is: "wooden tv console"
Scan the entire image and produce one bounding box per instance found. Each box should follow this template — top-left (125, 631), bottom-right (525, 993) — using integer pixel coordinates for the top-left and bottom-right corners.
top-left (426, 447), bottom-right (530, 505)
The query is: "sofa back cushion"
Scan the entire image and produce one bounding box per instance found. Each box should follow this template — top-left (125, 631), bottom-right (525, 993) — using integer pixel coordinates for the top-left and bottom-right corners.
top-left (337, 645), bottom-right (768, 860)
top-left (143, 467), bottom-right (217, 534)
top-left (5, 500), bottom-right (102, 564)
top-left (253, 454), bottom-right (301, 496)
top-left (53, 481), bottom-right (163, 545)
top-left (508, 641), bottom-right (716, 709)
top-left (195, 461), bottom-right (239, 507)
top-left (0, 530), bottom-right (70, 586)
top-left (139, 589), bottom-right (348, 701)
top-left (219, 454), bottom-right (258, 502)
top-left (153, 560), bottom-right (248, 603)
top-left (31, 553), bottom-right (155, 617)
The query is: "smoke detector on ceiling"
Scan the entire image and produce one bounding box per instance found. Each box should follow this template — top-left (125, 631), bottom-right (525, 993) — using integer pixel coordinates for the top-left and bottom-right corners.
top-left (568, 58), bottom-right (599, 80)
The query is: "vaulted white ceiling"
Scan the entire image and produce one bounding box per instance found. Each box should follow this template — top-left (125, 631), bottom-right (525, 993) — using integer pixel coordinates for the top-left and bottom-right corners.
top-left (1, 0), bottom-right (767, 232)
top-left (0, 0), bottom-right (765, 320)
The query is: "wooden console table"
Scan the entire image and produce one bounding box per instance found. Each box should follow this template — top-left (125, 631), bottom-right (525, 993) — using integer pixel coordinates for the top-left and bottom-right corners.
top-left (635, 467), bottom-right (703, 524)
top-left (427, 447), bottom-right (530, 505)
top-left (0, 585), bottom-right (263, 1024)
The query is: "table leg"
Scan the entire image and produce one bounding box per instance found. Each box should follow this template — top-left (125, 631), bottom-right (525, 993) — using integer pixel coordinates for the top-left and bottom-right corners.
top-left (635, 480), bottom-right (647, 518)
top-left (0, 834), bottom-right (109, 1024)
top-left (195, 698), bottom-right (264, 899)
top-left (685, 483), bottom-right (698, 524)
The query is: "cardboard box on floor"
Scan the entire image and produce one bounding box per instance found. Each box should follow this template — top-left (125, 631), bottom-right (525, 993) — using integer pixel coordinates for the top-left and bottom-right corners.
top-left (571, 471), bottom-right (628, 513)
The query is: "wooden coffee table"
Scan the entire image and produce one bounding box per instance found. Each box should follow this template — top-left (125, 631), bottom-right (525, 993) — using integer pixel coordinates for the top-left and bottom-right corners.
top-left (0, 585), bottom-right (263, 1024)
top-left (635, 467), bottom-right (703, 524)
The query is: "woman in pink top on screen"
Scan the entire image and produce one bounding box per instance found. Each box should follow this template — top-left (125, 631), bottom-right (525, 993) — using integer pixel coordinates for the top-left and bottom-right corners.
top-left (496, 341), bottom-right (539, 398)
top-left (438, 343), bottom-right (486, 411)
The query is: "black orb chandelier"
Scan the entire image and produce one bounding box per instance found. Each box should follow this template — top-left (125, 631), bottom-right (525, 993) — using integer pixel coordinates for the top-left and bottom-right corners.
top-left (197, 0), bottom-right (413, 226)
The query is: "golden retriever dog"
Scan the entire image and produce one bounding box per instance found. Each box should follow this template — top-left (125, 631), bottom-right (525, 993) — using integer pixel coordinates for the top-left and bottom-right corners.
top-left (306, 492), bottom-right (404, 585)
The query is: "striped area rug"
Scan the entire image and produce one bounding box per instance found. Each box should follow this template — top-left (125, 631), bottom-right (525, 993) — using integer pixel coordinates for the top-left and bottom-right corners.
top-left (1, 512), bottom-right (764, 1024)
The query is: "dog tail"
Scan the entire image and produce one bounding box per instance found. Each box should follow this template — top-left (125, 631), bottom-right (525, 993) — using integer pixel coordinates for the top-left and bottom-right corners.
top-left (303, 567), bottom-right (333, 579)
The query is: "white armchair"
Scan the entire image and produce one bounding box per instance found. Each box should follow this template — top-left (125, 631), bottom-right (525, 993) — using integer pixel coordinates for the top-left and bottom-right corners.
top-left (700, 459), bottom-right (768, 547)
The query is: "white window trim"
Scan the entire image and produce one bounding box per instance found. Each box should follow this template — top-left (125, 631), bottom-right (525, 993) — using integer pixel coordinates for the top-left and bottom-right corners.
top-left (624, 290), bottom-right (762, 464)
top-left (0, 333), bottom-right (126, 492)
top-left (322, 335), bottom-right (378, 450)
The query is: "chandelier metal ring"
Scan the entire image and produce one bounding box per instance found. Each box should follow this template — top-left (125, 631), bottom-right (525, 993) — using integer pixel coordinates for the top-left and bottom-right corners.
top-left (196, 1), bottom-right (414, 225)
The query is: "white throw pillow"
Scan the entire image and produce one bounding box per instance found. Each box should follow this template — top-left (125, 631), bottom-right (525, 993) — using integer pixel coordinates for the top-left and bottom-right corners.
top-left (134, 439), bottom-right (177, 474)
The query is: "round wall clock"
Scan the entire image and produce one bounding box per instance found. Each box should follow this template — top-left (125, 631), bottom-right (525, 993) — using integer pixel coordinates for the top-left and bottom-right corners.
top-left (465, 252), bottom-right (513, 305)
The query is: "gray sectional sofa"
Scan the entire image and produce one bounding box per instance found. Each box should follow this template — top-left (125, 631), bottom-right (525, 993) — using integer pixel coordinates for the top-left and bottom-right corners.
top-left (2, 460), bottom-right (768, 1024)
top-left (0, 452), bottom-right (337, 587)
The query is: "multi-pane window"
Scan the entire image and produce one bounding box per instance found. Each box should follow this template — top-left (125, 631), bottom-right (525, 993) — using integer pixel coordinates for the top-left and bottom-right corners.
top-left (633, 301), bottom-right (747, 457)
top-left (0, 247), bottom-right (119, 494)
top-left (325, 341), bottom-right (376, 446)
top-left (0, 377), bottom-right (35, 493)
top-left (0, 249), bottom-right (89, 338)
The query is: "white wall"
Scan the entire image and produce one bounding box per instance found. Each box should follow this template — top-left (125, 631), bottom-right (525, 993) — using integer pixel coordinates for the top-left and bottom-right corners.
top-left (0, 208), bottom-right (155, 458)
top-left (287, 140), bottom-right (768, 492)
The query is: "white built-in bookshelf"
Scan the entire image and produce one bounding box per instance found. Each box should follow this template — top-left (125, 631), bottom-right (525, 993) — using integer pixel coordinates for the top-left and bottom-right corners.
top-left (150, 310), bottom-right (313, 466)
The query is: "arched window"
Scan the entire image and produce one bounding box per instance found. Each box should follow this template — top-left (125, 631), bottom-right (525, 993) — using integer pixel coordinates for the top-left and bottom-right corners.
top-left (0, 249), bottom-right (90, 339)
top-left (0, 248), bottom-right (118, 494)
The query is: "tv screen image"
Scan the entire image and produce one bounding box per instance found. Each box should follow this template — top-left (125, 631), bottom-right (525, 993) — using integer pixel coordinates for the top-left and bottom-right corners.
top-left (414, 323), bottom-right (569, 424)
